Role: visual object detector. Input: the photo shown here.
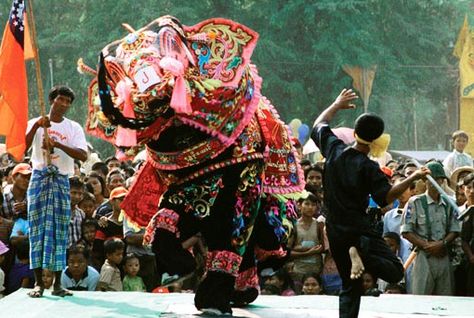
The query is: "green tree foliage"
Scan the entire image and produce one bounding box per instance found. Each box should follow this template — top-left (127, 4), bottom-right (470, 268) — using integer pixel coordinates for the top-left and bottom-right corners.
top-left (0, 0), bottom-right (469, 155)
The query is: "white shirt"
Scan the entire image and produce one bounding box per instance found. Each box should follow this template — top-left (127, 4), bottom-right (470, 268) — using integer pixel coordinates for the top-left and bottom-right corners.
top-left (443, 150), bottom-right (473, 177)
top-left (27, 117), bottom-right (87, 176)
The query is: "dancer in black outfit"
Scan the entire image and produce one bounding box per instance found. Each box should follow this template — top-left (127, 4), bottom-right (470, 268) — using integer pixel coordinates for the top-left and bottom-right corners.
top-left (311, 89), bottom-right (429, 318)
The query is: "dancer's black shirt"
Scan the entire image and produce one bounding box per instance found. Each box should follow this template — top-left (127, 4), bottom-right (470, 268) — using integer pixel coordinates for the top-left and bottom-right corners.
top-left (312, 123), bottom-right (391, 235)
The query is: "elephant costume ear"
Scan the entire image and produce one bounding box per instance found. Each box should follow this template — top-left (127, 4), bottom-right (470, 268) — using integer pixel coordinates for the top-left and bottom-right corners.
top-left (184, 18), bottom-right (259, 88)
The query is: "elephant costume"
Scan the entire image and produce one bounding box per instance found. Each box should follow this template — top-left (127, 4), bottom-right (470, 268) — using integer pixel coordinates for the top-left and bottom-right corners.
top-left (80, 16), bottom-right (305, 314)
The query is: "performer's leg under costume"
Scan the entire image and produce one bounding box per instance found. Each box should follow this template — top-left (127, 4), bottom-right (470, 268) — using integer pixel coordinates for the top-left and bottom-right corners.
top-left (195, 162), bottom-right (263, 313)
top-left (151, 161), bottom-right (264, 313)
top-left (327, 224), bottom-right (403, 318)
top-left (152, 209), bottom-right (197, 277)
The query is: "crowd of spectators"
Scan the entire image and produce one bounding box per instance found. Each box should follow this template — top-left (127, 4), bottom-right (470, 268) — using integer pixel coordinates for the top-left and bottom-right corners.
top-left (0, 128), bottom-right (473, 298)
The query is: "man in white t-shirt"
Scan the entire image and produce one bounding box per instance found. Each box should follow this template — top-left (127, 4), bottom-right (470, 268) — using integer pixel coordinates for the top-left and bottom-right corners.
top-left (26, 92), bottom-right (88, 176)
top-left (24, 85), bottom-right (88, 298)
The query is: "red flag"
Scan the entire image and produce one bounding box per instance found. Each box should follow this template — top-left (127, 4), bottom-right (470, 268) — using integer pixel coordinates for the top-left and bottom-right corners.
top-left (0, 0), bottom-right (35, 161)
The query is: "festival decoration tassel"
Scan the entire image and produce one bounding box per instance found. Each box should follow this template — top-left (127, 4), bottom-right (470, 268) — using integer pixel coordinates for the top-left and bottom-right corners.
top-left (115, 79), bottom-right (137, 147)
top-left (115, 123), bottom-right (137, 147)
top-left (171, 75), bottom-right (192, 114)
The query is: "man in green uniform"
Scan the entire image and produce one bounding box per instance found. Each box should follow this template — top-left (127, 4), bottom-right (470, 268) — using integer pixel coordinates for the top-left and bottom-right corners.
top-left (401, 161), bottom-right (461, 295)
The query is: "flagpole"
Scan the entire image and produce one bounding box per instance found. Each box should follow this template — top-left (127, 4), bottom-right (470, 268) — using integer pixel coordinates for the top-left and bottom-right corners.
top-left (26, 0), bottom-right (51, 165)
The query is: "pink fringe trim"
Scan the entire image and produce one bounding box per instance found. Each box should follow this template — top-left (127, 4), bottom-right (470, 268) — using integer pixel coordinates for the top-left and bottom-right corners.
top-left (115, 79), bottom-right (137, 147)
top-left (115, 127), bottom-right (137, 148)
top-left (160, 57), bottom-right (192, 114)
top-left (180, 65), bottom-right (262, 146)
top-left (146, 65), bottom-right (263, 170)
top-left (171, 75), bottom-right (192, 114)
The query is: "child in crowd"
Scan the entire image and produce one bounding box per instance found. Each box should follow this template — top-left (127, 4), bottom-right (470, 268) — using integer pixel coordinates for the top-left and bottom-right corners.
top-left (362, 272), bottom-right (381, 296)
top-left (42, 269), bottom-right (55, 290)
top-left (301, 272), bottom-right (323, 295)
top-left (90, 162), bottom-right (108, 183)
top-left (92, 186), bottom-right (127, 270)
top-left (262, 268), bottom-right (296, 296)
top-left (9, 189), bottom-right (30, 249)
top-left (85, 172), bottom-right (108, 208)
top-left (69, 177), bottom-right (86, 247)
top-left (78, 191), bottom-right (97, 219)
top-left (443, 130), bottom-right (473, 177)
top-left (382, 232), bottom-right (410, 292)
top-left (97, 238), bottom-right (124, 291)
top-left (300, 159), bottom-right (312, 172)
top-left (384, 283), bottom-right (406, 294)
top-left (77, 219), bottom-right (97, 255)
top-left (291, 192), bottom-right (324, 289)
top-left (260, 283), bottom-right (281, 295)
top-left (304, 165), bottom-right (324, 195)
top-left (7, 239), bottom-right (34, 294)
top-left (122, 253), bottom-right (146, 292)
top-left (0, 241), bottom-right (8, 298)
top-left (61, 245), bottom-right (100, 291)
top-left (450, 166), bottom-right (474, 207)
top-left (456, 183), bottom-right (467, 207)
top-left (386, 160), bottom-right (399, 171)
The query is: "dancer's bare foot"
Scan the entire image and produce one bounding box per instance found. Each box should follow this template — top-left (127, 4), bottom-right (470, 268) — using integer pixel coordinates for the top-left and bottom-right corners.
top-left (349, 246), bottom-right (365, 279)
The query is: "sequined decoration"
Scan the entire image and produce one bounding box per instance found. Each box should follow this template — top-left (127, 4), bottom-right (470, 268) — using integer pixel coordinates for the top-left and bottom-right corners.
top-left (232, 163), bottom-right (263, 254)
top-left (168, 174), bottom-right (224, 219)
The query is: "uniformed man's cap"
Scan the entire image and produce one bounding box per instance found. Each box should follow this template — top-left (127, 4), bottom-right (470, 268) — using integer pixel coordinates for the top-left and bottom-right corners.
top-left (425, 161), bottom-right (447, 180)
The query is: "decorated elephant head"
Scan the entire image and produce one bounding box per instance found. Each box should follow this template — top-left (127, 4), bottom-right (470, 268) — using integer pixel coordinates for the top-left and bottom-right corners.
top-left (82, 16), bottom-right (263, 169)
top-left (80, 15), bottom-right (305, 228)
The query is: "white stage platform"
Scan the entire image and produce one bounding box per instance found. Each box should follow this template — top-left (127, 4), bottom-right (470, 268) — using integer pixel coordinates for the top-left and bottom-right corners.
top-left (0, 288), bottom-right (473, 317)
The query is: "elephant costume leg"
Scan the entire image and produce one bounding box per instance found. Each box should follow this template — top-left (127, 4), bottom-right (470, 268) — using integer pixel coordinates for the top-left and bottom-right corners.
top-left (195, 162), bottom-right (264, 314)
top-left (151, 209), bottom-right (197, 277)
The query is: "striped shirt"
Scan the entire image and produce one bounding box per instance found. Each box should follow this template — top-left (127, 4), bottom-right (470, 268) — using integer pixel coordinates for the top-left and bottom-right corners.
top-left (1, 188), bottom-right (26, 220)
top-left (69, 207), bottom-right (85, 247)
